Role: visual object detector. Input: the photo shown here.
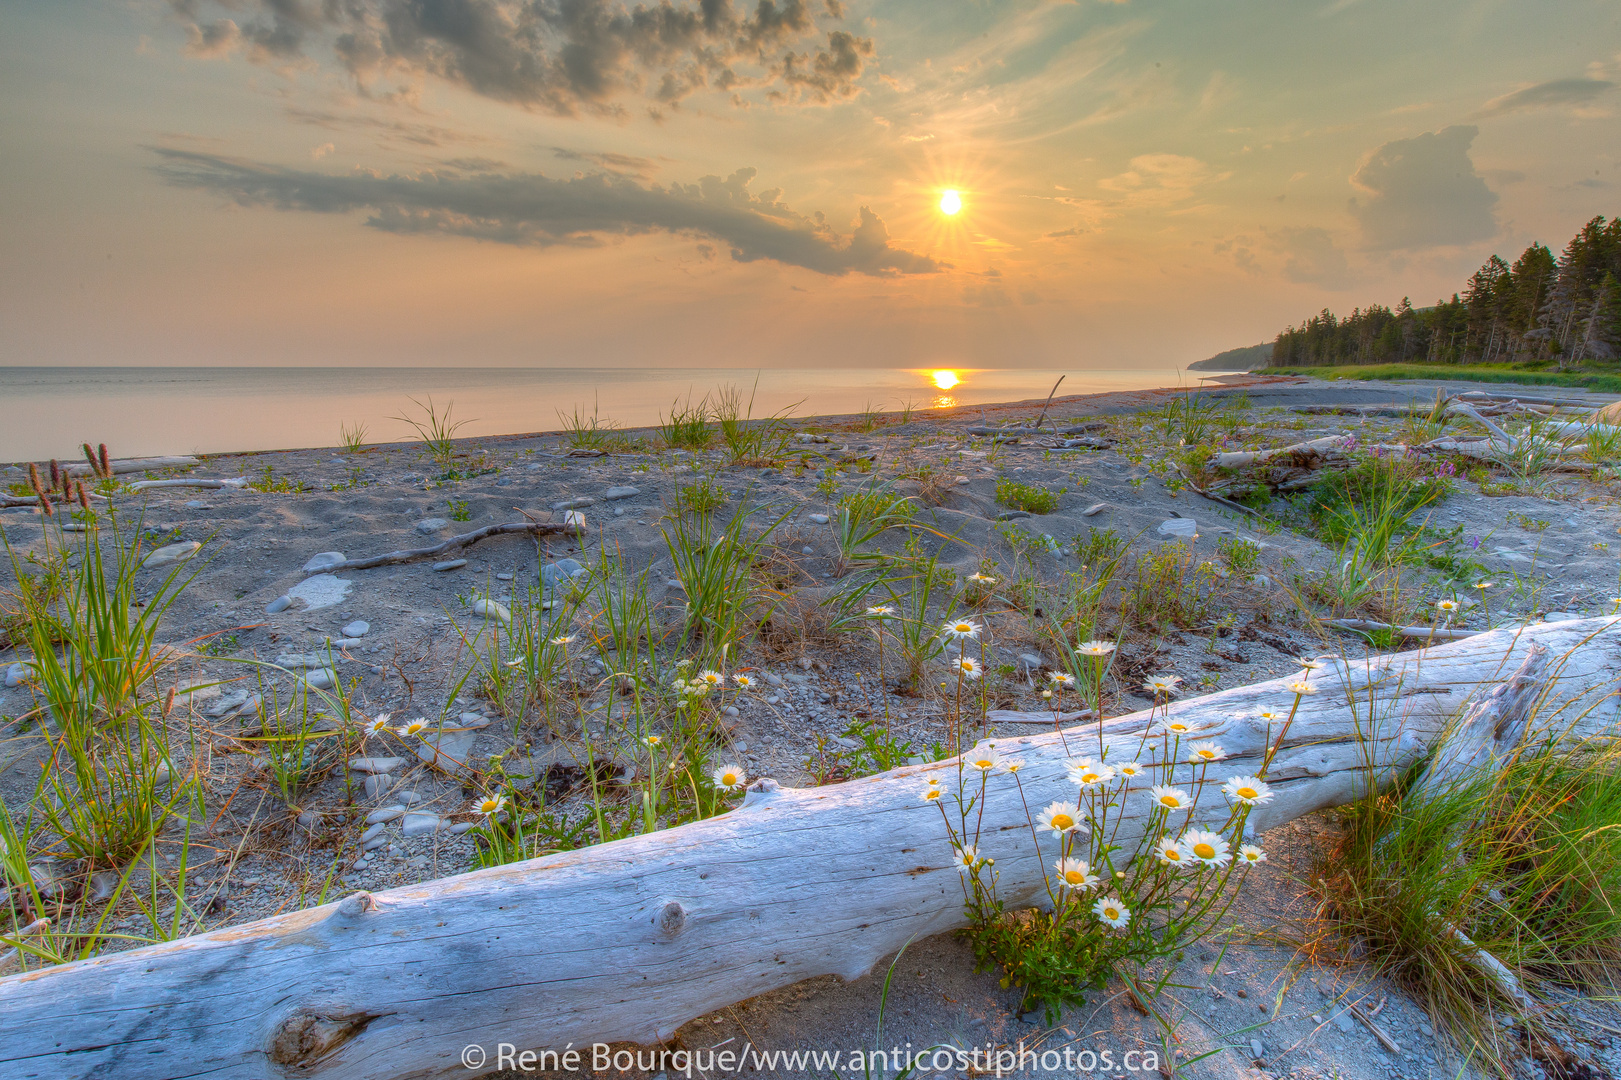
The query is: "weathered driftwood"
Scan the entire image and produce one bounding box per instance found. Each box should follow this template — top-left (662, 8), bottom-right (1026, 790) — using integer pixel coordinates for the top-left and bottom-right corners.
top-left (61, 455), bottom-right (201, 477)
top-left (1326, 618), bottom-right (1480, 643)
top-left (310, 521), bottom-right (585, 574)
top-left (1410, 642), bottom-right (1549, 800)
top-left (126, 477), bottom-right (248, 492)
top-left (2, 619), bottom-right (1618, 1080)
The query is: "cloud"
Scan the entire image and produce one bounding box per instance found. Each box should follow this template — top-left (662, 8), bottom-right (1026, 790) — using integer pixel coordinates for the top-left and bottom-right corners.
top-left (310, 141), bottom-right (335, 159)
top-left (1349, 125), bottom-right (1497, 250)
top-left (167, 0), bottom-right (872, 116)
top-left (551, 146), bottom-right (660, 177)
top-left (1096, 153), bottom-right (1226, 207)
top-left (1472, 78), bottom-right (1616, 119)
top-left (150, 148), bottom-right (940, 277)
top-left (286, 107), bottom-right (490, 148)
top-left (1271, 226), bottom-right (1351, 288)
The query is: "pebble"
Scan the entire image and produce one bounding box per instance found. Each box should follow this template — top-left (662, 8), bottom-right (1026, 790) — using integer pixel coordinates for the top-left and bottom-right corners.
top-left (349, 757), bottom-right (404, 775)
top-left (302, 551), bottom-right (346, 573)
top-left (1082, 502), bottom-right (1110, 516)
top-left (397, 789), bottom-right (425, 804)
top-left (342, 620), bottom-right (370, 638)
top-left (449, 822), bottom-right (477, 835)
top-left (472, 598), bottom-right (511, 623)
top-left (362, 833), bottom-right (389, 851)
top-left (1156, 517), bottom-right (1199, 538)
top-left (552, 496), bottom-right (595, 510)
top-left (275, 652), bottom-right (333, 669)
top-left (801, 546), bottom-right (814, 555)
top-left (359, 823), bottom-right (387, 844)
top-left (298, 668), bottom-right (338, 690)
top-left (614, 507), bottom-right (625, 516)
top-left (415, 730), bottom-right (478, 774)
top-left (603, 486), bottom-right (641, 501)
top-left (808, 513), bottom-right (830, 524)
top-left (562, 509), bottom-right (586, 527)
top-left (454, 712), bottom-right (493, 730)
top-left (433, 559), bottom-right (467, 572)
top-left (1333, 1009), bottom-right (1356, 1033)
top-left (363, 774), bottom-right (396, 799)
top-left (540, 559), bottom-right (586, 591)
top-left (89, 869), bottom-right (120, 902)
top-left (5, 662), bottom-right (32, 688)
top-left (402, 812), bottom-right (450, 837)
top-left (365, 805), bottom-right (406, 824)
top-left (184, 499), bottom-right (207, 508)
top-left (995, 510), bottom-right (1031, 521)
top-left (495, 573), bottom-right (513, 581)
top-left (265, 595), bottom-right (294, 614)
top-left (141, 540), bottom-right (201, 569)
top-left (287, 573), bottom-right (352, 611)
top-left (416, 518), bottom-right (448, 534)
top-left (1250, 1038), bottom-right (1264, 1061)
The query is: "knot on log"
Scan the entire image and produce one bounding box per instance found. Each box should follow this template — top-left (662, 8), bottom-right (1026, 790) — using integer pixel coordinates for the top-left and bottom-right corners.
top-left (267, 1008), bottom-right (381, 1070)
top-left (740, 777), bottom-right (781, 809)
top-left (335, 892), bottom-right (376, 918)
top-left (656, 900), bottom-right (687, 937)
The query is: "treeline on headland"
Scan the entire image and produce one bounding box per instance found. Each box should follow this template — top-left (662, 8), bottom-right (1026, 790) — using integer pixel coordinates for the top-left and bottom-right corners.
top-left (1270, 215), bottom-right (1621, 369)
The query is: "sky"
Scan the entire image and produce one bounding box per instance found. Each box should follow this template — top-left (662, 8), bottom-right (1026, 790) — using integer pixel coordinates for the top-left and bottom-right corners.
top-left (1, 0), bottom-right (1618, 370)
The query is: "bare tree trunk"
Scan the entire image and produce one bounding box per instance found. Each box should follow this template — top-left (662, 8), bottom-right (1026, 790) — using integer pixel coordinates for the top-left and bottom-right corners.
top-left (1, 619), bottom-right (1617, 1080)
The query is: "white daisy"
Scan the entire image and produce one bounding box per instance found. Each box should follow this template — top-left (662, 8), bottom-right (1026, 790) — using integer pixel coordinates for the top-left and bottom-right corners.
top-left (697, 669), bottom-right (724, 687)
top-left (1187, 741), bottom-right (1225, 764)
top-left (1153, 836), bottom-right (1189, 866)
top-left (1284, 680), bottom-right (1318, 696)
top-left (1238, 844), bottom-right (1267, 866)
top-left (364, 714), bottom-right (392, 735)
top-left (732, 674), bottom-right (755, 689)
top-left (1115, 761), bottom-right (1145, 778)
top-left (550, 634), bottom-right (576, 646)
top-left (397, 719), bottom-right (429, 738)
top-left (866, 605), bottom-right (896, 618)
top-left (940, 618), bottom-right (983, 641)
top-left (1223, 775), bottom-right (1273, 805)
top-left (952, 845), bottom-right (979, 874)
top-left (1436, 599), bottom-right (1459, 613)
top-left (964, 745), bottom-right (1001, 773)
top-left (1156, 719), bottom-right (1194, 736)
top-left (1047, 671), bottom-right (1076, 688)
top-left (1183, 828), bottom-right (1232, 867)
top-left (1144, 676), bottom-right (1183, 696)
top-left (1067, 760), bottom-right (1116, 787)
top-left (1092, 896), bottom-right (1131, 929)
top-left (712, 764), bottom-right (747, 791)
top-left (472, 794), bottom-right (507, 817)
top-left (1037, 801), bottom-right (1085, 837)
top-left (1076, 640), bottom-right (1117, 657)
top-left (967, 572), bottom-right (996, 585)
top-left (953, 656), bottom-right (983, 681)
top-left (1054, 857), bottom-right (1099, 891)
top-left (922, 786), bottom-right (943, 802)
top-left (1294, 657), bottom-right (1326, 671)
top-left (1148, 785), bottom-right (1193, 812)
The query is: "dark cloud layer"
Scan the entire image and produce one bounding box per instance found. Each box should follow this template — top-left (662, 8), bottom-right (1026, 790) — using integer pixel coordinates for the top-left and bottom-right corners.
top-left (1349, 125), bottom-right (1497, 250)
top-left (1473, 77), bottom-right (1616, 119)
top-left (170, 0), bottom-right (872, 115)
top-left (150, 147), bottom-right (939, 276)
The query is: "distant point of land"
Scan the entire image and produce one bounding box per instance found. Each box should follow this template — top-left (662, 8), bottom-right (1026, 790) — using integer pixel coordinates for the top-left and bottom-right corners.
top-left (1187, 342), bottom-right (1271, 372)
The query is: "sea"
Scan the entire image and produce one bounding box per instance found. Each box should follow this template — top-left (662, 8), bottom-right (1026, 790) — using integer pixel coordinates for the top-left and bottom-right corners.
top-left (0, 365), bottom-right (1208, 462)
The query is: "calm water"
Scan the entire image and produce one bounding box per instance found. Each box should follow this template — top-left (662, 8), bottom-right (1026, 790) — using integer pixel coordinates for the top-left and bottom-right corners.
top-left (1, 366), bottom-right (1200, 462)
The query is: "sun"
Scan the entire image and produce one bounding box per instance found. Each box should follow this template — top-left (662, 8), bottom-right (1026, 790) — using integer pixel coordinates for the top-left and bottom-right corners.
top-left (932, 370), bottom-right (961, 390)
top-left (938, 189), bottom-right (962, 216)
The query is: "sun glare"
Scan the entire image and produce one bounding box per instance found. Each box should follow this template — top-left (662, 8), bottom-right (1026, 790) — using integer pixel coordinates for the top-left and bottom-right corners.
top-left (932, 370), bottom-right (961, 390)
top-left (938, 190), bottom-right (962, 216)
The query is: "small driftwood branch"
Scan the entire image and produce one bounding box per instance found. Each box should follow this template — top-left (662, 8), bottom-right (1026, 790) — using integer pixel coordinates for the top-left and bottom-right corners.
top-left (126, 477), bottom-right (248, 492)
top-left (310, 521), bottom-right (584, 573)
top-left (1210, 435), bottom-right (1353, 471)
top-left (1325, 618), bottom-right (1480, 642)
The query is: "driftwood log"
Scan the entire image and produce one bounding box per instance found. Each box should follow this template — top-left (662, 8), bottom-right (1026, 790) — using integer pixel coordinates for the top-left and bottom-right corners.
top-left (309, 521), bottom-right (585, 574)
top-left (2, 619), bottom-right (1618, 1079)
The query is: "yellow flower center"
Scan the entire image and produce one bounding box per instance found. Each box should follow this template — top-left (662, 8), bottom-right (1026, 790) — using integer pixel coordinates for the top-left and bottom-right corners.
top-left (1164, 848), bottom-right (1181, 861)
top-left (1237, 786), bottom-right (1257, 800)
top-left (1104, 906), bottom-right (1120, 918)
top-left (1160, 796), bottom-right (1180, 808)
top-left (1051, 813), bottom-right (1074, 831)
top-left (1064, 871), bottom-right (1085, 884)
top-left (1193, 843), bottom-right (1216, 859)
top-left (722, 773), bottom-right (738, 785)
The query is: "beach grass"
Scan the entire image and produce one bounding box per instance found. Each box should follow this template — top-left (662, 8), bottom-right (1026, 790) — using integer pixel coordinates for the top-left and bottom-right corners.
top-left (1257, 363), bottom-right (1621, 394)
